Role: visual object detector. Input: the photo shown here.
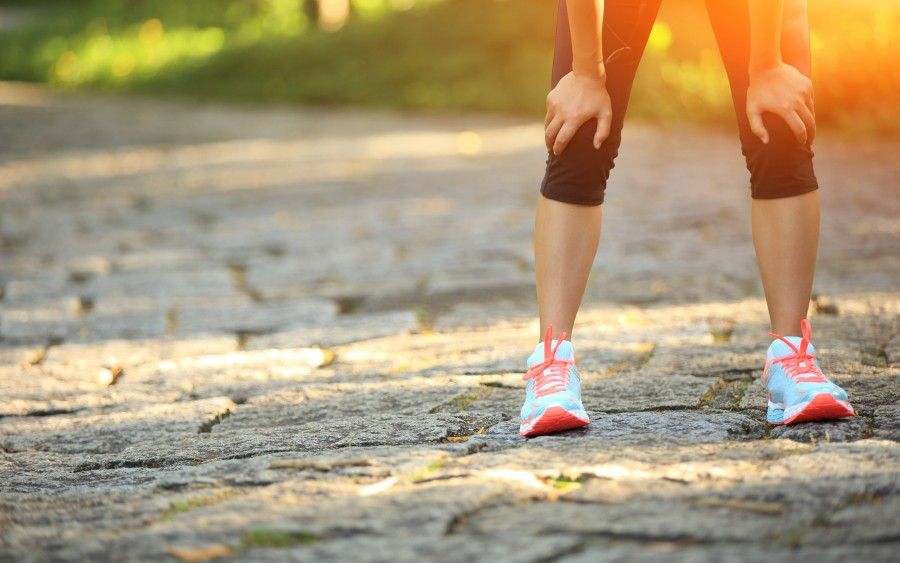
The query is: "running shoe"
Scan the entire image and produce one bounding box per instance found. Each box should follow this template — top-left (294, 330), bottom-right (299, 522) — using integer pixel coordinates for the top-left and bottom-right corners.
top-left (764, 318), bottom-right (855, 425)
top-left (519, 324), bottom-right (590, 437)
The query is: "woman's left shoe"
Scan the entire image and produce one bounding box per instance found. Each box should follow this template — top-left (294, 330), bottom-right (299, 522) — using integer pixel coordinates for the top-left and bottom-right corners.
top-left (764, 318), bottom-right (855, 425)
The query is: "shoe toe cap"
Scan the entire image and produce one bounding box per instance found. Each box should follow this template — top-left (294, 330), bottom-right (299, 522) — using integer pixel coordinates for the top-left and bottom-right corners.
top-left (831, 386), bottom-right (849, 402)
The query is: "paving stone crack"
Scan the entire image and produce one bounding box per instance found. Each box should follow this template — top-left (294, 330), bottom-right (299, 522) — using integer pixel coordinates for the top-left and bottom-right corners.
top-left (532, 540), bottom-right (588, 562)
top-left (445, 497), bottom-right (538, 535)
top-left (228, 262), bottom-right (264, 303)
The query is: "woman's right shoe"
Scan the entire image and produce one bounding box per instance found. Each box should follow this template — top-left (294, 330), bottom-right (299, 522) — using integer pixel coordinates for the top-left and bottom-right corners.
top-left (764, 319), bottom-right (855, 425)
top-left (519, 325), bottom-right (590, 437)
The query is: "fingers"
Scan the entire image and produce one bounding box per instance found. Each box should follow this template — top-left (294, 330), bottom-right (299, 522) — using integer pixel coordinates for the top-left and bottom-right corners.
top-left (553, 121), bottom-right (579, 155)
top-left (545, 114), bottom-right (564, 152)
top-left (799, 74), bottom-right (816, 128)
top-left (796, 102), bottom-right (816, 144)
top-left (747, 107), bottom-right (770, 144)
top-left (547, 112), bottom-right (610, 155)
top-left (780, 109), bottom-right (808, 145)
top-left (593, 113), bottom-right (611, 149)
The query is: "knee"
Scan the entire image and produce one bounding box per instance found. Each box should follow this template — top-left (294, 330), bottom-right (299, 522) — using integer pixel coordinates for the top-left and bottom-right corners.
top-left (744, 113), bottom-right (819, 199)
top-left (540, 119), bottom-right (620, 206)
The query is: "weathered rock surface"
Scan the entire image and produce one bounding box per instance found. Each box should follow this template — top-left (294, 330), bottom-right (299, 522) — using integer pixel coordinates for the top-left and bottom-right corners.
top-left (0, 86), bottom-right (897, 561)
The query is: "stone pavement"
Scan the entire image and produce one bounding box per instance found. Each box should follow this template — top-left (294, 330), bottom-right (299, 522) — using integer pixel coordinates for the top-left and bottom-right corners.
top-left (0, 82), bottom-right (898, 561)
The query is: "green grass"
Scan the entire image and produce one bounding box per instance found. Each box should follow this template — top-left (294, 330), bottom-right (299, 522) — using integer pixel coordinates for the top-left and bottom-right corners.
top-left (161, 490), bottom-right (236, 520)
top-left (446, 390), bottom-right (482, 412)
top-left (238, 528), bottom-right (319, 549)
top-left (0, 0), bottom-right (898, 133)
top-left (545, 475), bottom-right (583, 494)
top-left (411, 458), bottom-right (445, 482)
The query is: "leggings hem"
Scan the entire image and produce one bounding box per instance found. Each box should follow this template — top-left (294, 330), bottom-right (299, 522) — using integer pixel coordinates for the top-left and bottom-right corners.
top-left (540, 185), bottom-right (605, 206)
top-left (750, 181), bottom-right (818, 200)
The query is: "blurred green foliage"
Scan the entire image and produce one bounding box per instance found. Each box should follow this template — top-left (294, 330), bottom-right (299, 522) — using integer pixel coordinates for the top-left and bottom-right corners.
top-left (0, 0), bottom-right (897, 133)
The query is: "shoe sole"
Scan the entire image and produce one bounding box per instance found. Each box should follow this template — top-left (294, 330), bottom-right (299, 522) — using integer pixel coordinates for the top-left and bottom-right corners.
top-left (770, 393), bottom-right (856, 426)
top-left (520, 406), bottom-right (590, 437)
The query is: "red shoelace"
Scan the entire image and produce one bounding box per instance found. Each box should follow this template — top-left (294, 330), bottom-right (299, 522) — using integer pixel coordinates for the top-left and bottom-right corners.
top-left (523, 325), bottom-right (572, 397)
top-left (768, 318), bottom-right (827, 383)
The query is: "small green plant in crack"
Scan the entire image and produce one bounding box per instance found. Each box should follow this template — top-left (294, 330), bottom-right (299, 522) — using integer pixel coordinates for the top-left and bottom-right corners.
top-left (428, 390), bottom-right (483, 414)
top-left (162, 490), bottom-right (236, 521)
top-left (198, 409), bottom-right (232, 433)
top-left (779, 527), bottom-right (808, 549)
top-left (844, 490), bottom-right (886, 505)
top-left (710, 330), bottom-right (733, 343)
top-left (479, 381), bottom-right (514, 389)
top-left (166, 308), bottom-right (179, 334)
top-left (414, 305), bottom-right (436, 332)
top-left (67, 270), bottom-right (94, 284)
top-left (544, 475), bottom-right (583, 494)
top-left (334, 295), bottom-right (365, 315)
top-left (237, 528), bottom-right (319, 549)
top-left (335, 431), bottom-right (361, 448)
top-left (412, 459), bottom-right (445, 483)
top-left (447, 390), bottom-right (483, 412)
top-left (698, 383), bottom-right (718, 408)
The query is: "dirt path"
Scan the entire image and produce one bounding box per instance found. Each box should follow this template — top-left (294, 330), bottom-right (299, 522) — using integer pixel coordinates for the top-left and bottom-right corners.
top-left (1, 83), bottom-right (898, 561)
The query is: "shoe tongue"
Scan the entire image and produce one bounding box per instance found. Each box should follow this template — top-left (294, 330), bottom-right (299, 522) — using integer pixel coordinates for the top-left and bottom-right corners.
top-left (527, 339), bottom-right (574, 366)
top-left (768, 336), bottom-right (816, 359)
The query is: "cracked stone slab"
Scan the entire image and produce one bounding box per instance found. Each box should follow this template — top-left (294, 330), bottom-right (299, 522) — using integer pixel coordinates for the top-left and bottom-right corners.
top-left (174, 297), bottom-right (338, 335)
top-left (0, 397), bottom-right (235, 454)
top-left (561, 543), bottom-right (900, 563)
top-left (53, 413), bottom-right (454, 474)
top-left (477, 410), bottom-right (767, 447)
top-left (769, 416), bottom-right (871, 443)
top-left (255, 535), bottom-right (583, 563)
top-left (456, 496), bottom-right (801, 543)
top-left (246, 309), bottom-right (418, 349)
top-left (581, 373), bottom-right (713, 412)
top-left (833, 373), bottom-right (900, 412)
top-left (112, 348), bottom-right (336, 399)
top-left (42, 333), bottom-right (239, 370)
top-left (217, 377), bottom-right (470, 427)
top-left (0, 362), bottom-right (192, 417)
top-left (430, 300), bottom-right (536, 332)
top-left (641, 341), bottom-right (764, 379)
top-left (873, 404), bottom-right (900, 441)
top-left (457, 456), bottom-right (900, 547)
top-left (1, 90), bottom-right (898, 561)
top-left (82, 268), bottom-right (238, 304)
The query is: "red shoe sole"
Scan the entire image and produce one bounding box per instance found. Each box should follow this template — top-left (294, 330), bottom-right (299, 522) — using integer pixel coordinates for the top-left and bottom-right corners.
top-left (520, 406), bottom-right (590, 437)
top-left (783, 393), bottom-right (856, 425)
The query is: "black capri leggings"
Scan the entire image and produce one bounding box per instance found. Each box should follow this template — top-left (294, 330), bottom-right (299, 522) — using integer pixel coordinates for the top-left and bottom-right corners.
top-left (541, 0), bottom-right (819, 206)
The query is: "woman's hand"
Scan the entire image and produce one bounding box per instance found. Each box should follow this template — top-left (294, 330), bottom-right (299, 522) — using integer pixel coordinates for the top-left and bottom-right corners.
top-left (545, 70), bottom-right (612, 155)
top-left (746, 62), bottom-right (815, 145)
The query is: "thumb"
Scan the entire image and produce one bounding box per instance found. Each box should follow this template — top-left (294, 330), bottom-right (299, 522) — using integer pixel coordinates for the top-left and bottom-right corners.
top-left (748, 108), bottom-right (769, 144)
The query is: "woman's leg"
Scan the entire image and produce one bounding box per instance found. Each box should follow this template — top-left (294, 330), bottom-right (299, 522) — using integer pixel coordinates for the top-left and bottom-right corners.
top-left (534, 198), bottom-right (601, 340)
top-left (705, 0), bottom-right (820, 336)
top-left (536, 0), bottom-right (662, 342)
top-left (752, 191), bottom-right (819, 336)
top-left (706, 0), bottom-right (854, 426)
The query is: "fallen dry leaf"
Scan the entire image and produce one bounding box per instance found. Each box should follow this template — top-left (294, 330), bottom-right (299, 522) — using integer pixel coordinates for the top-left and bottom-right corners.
top-left (98, 366), bottom-right (124, 386)
top-left (22, 348), bottom-right (47, 368)
top-left (165, 545), bottom-right (233, 561)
